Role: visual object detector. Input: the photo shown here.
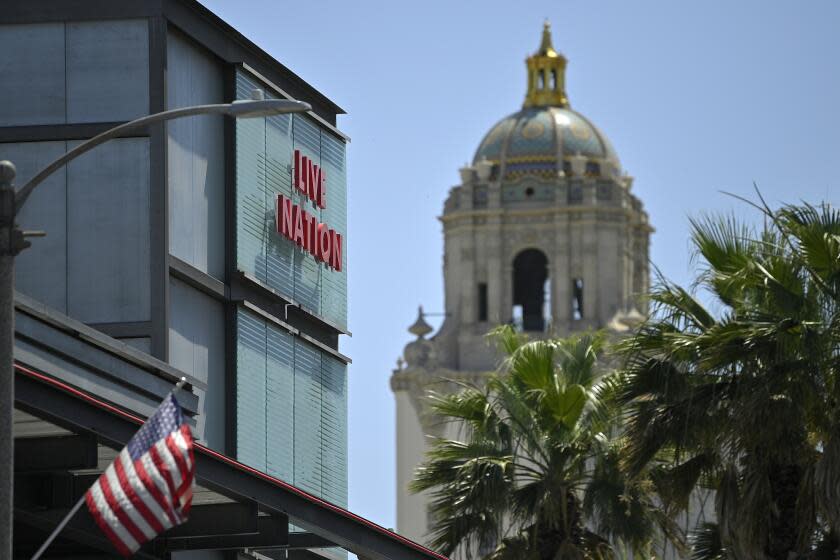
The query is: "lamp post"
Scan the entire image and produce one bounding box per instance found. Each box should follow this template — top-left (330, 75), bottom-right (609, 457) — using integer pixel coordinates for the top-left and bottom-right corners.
top-left (0, 93), bottom-right (311, 557)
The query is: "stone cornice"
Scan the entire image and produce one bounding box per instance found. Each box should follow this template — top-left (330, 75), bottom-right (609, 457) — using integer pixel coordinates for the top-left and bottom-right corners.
top-left (390, 367), bottom-right (495, 393)
top-left (439, 204), bottom-right (649, 224)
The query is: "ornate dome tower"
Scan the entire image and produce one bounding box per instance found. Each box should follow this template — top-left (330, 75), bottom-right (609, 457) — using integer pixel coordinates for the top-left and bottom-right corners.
top-left (391, 21), bottom-right (653, 544)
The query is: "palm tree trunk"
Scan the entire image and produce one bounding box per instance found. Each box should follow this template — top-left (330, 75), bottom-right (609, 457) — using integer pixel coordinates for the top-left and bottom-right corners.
top-left (766, 464), bottom-right (802, 560)
top-left (535, 493), bottom-right (586, 560)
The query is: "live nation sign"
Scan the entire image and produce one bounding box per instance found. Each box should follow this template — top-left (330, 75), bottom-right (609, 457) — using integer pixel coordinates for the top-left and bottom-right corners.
top-left (275, 150), bottom-right (343, 271)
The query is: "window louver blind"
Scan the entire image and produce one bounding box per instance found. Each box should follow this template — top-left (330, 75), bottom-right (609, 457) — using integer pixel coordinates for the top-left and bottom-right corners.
top-left (235, 308), bottom-right (347, 508)
top-left (235, 68), bottom-right (347, 330)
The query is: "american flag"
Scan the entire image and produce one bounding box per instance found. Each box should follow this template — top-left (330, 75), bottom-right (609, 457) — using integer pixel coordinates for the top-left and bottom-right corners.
top-left (85, 393), bottom-right (195, 556)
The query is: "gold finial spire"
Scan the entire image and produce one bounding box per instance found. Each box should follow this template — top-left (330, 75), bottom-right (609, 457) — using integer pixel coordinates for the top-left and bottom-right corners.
top-left (524, 20), bottom-right (569, 108)
top-left (538, 19), bottom-right (559, 57)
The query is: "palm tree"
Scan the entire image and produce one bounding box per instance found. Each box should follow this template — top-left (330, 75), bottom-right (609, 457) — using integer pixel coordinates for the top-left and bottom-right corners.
top-left (616, 201), bottom-right (840, 559)
top-left (411, 327), bottom-right (676, 559)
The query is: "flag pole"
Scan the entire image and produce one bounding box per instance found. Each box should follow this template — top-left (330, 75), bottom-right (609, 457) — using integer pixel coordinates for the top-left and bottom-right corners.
top-left (28, 377), bottom-right (188, 560)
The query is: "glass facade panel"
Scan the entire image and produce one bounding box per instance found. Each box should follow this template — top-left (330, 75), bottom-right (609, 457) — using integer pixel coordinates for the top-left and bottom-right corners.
top-left (320, 133), bottom-right (348, 326)
top-left (235, 310), bottom-right (268, 472)
top-left (235, 67), bottom-right (347, 330)
top-left (291, 114), bottom-right (322, 315)
top-left (321, 353), bottom-right (348, 506)
top-left (235, 307), bottom-right (348, 508)
top-left (266, 326), bottom-right (295, 482)
top-left (265, 113), bottom-right (295, 297)
top-left (235, 92), bottom-right (268, 285)
top-left (235, 66), bottom-right (348, 516)
top-left (293, 339), bottom-right (322, 495)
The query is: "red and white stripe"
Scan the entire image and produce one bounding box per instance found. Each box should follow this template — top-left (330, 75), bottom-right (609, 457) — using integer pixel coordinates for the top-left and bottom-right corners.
top-left (86, 424), bottom-right (194, 556)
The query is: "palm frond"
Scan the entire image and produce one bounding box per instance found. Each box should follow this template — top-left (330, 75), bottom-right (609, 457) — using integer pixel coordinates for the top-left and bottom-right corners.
top-left (412, 328), bottom-right (666, 558)
top-left (688, 522), bottom-right (726, 560)
top-left (487, 324), bottom-right (528, 356)
top-left (615, 199), bottom-right (839, 558)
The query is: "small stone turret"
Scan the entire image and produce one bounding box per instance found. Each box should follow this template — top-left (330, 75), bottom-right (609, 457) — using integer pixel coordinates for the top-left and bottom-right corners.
top-left (402, 307), bottom-right (436, 369)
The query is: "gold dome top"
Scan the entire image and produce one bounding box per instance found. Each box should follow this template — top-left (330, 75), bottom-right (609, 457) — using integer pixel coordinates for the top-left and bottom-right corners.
top-left (524, 20), bottom-right (569, 109)
top-left (536, 19), bottom-right (560, 57)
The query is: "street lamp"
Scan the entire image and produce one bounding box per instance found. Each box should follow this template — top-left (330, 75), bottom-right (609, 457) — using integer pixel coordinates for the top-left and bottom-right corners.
top-left (0, 92), bottom-right (311, 557)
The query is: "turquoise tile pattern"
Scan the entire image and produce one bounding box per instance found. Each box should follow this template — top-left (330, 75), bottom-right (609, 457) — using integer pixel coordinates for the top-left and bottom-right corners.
top-left (508, 108), bottom-right (555, 159)
top-left (474, 115), bottom-right (515, 162)
top-left (472, 106), bottom-right (620, 182)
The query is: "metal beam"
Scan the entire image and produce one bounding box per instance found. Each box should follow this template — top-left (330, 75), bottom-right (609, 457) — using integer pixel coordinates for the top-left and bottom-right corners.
top-left (16, 472), bottom-right (262, 540)
top-left (0, 0), bottom-right (159, 23)
top-left (14, 506), bottom-right (162, 559)
top-left (285, 532), bottom-right (337, 550)
top-left (0, 122), bottom-right (142, 143)
top-left (163, 514), bottom-right (289, 551)
top-left (244, 531), bottom-right (337, 558)
top-left (15, 473), bottom-right (75, 510)
top-left (165, 502), bottom-right (258, 538)
top-left (169, 255), bottom-right (228, 300)
top-left (288, 550), bottom-right (335, 560)
top-left (15, 368), bottom-right (448, 560)
top-left (15, 291), bottom-right (206, 401)
top-left (86, 321), bottom-right (153, 339)
top-left (194, 451), bottom-right (420, 560)
top-left (15, 484), bottom-right (284, 555)
top-left (253, 549), bottom-right (334, 560)
top-left (148, 14), bottom-right (169, 362)
top-left (14, 434), bottom-right (97, 471)
top-left (15, 472), bottom-right (99, 511)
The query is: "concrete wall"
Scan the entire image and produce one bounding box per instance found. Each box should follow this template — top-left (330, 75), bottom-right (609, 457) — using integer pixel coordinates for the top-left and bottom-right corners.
top-left (166, 28), bottom-right (225, 279)
top-left (395, 390), bottom-right (429, 543)
top-left (3, 141), bottom-right (68, 311)
top-left (437, 177), bottom-right (650, 371)
top-left (169, 277), bottom-right (225, 451)
top-left (4, 138), bottom-right (151, 324)
top-left (0, 17), bottom-right (154, 330)
top-left (0, 20), bottom-right (149, 126)
top-left (67, 138), bottom-right (151, 323)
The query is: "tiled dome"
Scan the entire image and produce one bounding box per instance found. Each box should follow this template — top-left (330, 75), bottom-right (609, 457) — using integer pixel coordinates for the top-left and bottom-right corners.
top-left (471, 22), bottom-right (622, 183)
top-left (473, 107), bottom-right (620, 181)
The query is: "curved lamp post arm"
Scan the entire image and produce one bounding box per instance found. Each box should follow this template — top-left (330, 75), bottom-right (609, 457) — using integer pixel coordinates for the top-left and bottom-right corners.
top-left (14, 98), bottom-right (310, 212)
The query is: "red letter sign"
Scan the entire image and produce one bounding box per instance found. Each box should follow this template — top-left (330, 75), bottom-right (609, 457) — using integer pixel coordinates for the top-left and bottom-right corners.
top-left (276, 151), bottom-right (342, 272)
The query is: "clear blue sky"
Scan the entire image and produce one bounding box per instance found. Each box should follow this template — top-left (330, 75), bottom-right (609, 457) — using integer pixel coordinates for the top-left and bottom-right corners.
top-left (202, 0), bottom-right (839, 532)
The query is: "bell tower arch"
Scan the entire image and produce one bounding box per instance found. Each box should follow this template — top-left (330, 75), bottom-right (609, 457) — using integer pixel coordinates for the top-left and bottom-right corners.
top-left (512, 248), bottom-right (549, 332)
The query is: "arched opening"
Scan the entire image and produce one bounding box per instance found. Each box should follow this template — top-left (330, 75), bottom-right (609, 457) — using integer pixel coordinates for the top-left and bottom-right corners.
top-left (537, 70), bottom-right (545, 90)
top-left (550, 69), bottom-right (557, 91)
top-left (572, 277), bottom-right (584, 320)
top-left (512, 249), bottom-right (549, 331)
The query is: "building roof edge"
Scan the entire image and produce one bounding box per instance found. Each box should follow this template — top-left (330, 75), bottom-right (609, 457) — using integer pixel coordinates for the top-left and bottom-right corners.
top-left (167, 0), bottom-right (347, 121)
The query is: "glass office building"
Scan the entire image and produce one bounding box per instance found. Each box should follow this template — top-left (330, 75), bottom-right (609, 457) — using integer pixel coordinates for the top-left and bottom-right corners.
top-left (2, 20), bottom-right (350, 510)
top-left (0, 2), bottom-right (398, 559)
